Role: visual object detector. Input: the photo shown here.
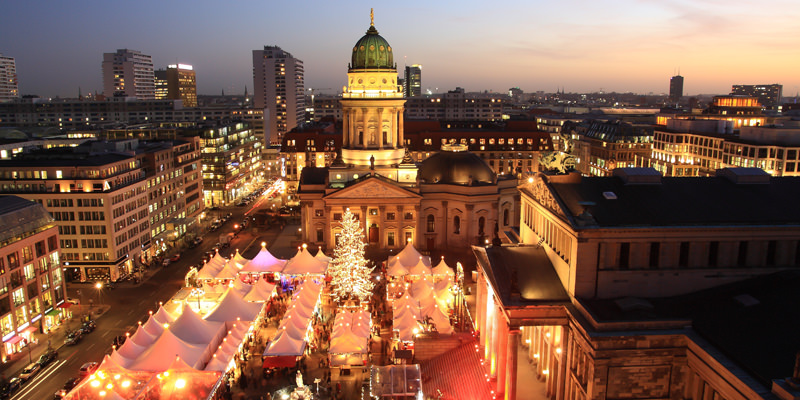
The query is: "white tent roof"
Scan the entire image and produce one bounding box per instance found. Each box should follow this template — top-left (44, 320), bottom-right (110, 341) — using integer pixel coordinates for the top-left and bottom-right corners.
top-left (329, 329), bottom-right (368, 354)
top-left (204, 354), bottom-right (229, 372)
top-left (197, 261), bottom-right (225, 280)
top-left (408, 257), bottom-right (432, 276)
top-left (386, 260), bottom-right (409, 277)
top-left (315, 248), bottom-right (331, 263)
top-left (431, 258), bottom-right (455, 276)
top-left (392, 241), bottom-right (425, 269)
top-left (243, 278), bottom-right (275, 302)
top-left (230, 278), bottom-right (252, 297)
top-left (264, 331), bottom-right (306, 356)
top-left (130, 324), bottom-right (158, 347)
top-left (203, 287), bottom-right (262, 323)
top-left (152, 305), bottom-right (177, 325)
top-left (283, 247), bottom-right (328, 275)
top-left (109, 349), bottom-right (135, 369)
top-left (410, 279), bottom-right (434, 299)
top-left (241, 244), bottom-right (286, 273)
top-left (142, 315), bottom-right (166, 337)
top-left (128, 329), bottom-right (208, 371)
top-left (230, 249), bottom-right (250, 268)
top-left (170, 304), bottom-right (226, 345)
top-left (215, 262), bottom-right (240, 280)
top-left (117, 335), bottom-right (148, 360)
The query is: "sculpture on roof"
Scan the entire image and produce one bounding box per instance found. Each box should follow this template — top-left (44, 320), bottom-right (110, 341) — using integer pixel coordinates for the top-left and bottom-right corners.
top-left (539, 127), bottom-right (577, 174)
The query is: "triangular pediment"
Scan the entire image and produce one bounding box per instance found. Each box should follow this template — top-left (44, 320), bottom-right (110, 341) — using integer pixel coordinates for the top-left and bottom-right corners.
top-left (326, 177), bottom-right (421, 200)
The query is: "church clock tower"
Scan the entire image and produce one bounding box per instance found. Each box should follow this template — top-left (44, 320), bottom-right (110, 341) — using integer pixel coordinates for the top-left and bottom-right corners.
top-left (340, 10), bottom-right (407, 170)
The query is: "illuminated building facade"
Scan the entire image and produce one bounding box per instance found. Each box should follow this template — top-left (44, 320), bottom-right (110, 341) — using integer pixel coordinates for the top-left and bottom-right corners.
top-left (0, 145), bottom-right (149, 282)
top-left (199, 121), bottom-right (262, 207)
top-left (731, 84), bottom-right (783, 111)
top-left (562, 119), bottom-right (654, 176)
top-left (102, 49), bottom-right (155, 100)
top-left (297, 14), bottom-right (514, 253)
top-left (0, 54), bottom-right (18, 103)
top-left (155, 64), bottom-right (197, 107)
top-left (474, 168), bottom-right (800, 399)
top-left (0, 196), bottom-right (67, 363)
top-left (404, 64), bottom-right (422, 97)
top-left (404, 88), bottom-right (506, 121)
top-left (252, 46), bottom-right (305, 144)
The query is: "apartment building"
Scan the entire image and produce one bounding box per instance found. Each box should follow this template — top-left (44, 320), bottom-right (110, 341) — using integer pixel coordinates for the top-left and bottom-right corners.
top-left (0, 54), bottom-right (18, 103)
top-left (0, 196), bottom-right (67, 362)
top-left (102, 49), bottom-right (155, 100)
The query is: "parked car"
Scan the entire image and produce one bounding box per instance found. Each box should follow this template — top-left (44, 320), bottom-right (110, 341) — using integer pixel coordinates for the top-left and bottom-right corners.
top-left (169, 254), bottom-right (181, 262)
top-left (37, 348), bottom-right (58, 366)
top-left (161, 259), bottom-right (171, 267)
top-left (0, 377), bottom-right (21, 398)
top-left (78, 362), bottom-right (98, 377)
top-left (66, 298), bottom-right (80, 305)
top-left (64, 330), bottom-right (82, 346)
top-left (112, 335), bottom-right (127, 348)
top-left (19, 362), bottom-right (41, 382)
top-left (53, 376), bottom-right (81, 399)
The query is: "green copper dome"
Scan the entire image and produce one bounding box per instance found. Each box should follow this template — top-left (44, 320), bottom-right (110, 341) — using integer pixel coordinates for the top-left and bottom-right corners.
top-left (350, 25), bottom-right (395, 71)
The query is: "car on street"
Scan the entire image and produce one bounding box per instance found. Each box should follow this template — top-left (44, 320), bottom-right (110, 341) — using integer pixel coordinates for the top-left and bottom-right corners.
top-left (162, 259), bottom-right (171, 267)
top-left (54, 377), bottom-right (82, 399)
top-left (0, 377), bottom-right (21, 398)
top-left (19, 362), bottom-right (41, 382)
top-left (66, 298), bottom-right (80, 305)
top-left (170, 254), bottom-right (181, 262)
top-left (79, 362), bottom-right (99, 377)
top-left (37, 348), bottom-right (58, 366)
top-left (64, 330), bottom-right (82, 346)
top-left (81, 320), bottom-right (96, 333)
top-left (112, 335), bottom-right (127, 348)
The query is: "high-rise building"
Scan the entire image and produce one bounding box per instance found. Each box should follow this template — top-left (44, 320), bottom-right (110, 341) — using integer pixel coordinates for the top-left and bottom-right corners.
top-left (0, 54), bottom-right (19, 102)
top-left (155, 64), bottom-right (197, 107)
top-left (731, 84), bottom-right (783, 110)
top-left (102, 49), bottom-right (155, 99)
top-left (252, 46), bottom-right (305, 144)
top-left (404, 64), bottom-right (422, 97)
top-left (669, 74), bottom-right (683, 105)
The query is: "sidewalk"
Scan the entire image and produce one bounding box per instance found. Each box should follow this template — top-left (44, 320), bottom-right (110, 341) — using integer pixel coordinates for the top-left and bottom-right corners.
top-left (0, 304), bottom-right (111, 381)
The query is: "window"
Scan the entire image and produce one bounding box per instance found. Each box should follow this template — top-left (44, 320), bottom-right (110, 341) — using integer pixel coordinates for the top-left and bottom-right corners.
top-left (386, 212), bottom-right (396, 221)
top-left (316, 228), bottom-right (324, 242)
top-left (369, 209), bottom-right (378, 216)
top-left (454, 216), bottom-right (461, 234)
top-left (404, 212), bottom-right (413, 220)
top-left (649, 242), bottom-right (660, 268)
top-left (333, 213), bottom-right (342, 221)
top-left (387, 232), bottom-right (395, 246)
top-left (766, 240), bottom-right (777, 266)
top-left (404, 231), bottom-right (413, 244)
top-left (21, 247), bottom-right (33, 263)
top-left (503, 209), bottom-right (509, 226)
top-left (34, 241), bottom-right (46, 257)
top-left (314, 209), bottom-right (324, 218)
top-left (426, 215), bottom-right (435, 233)
top-left (478, 217), bottom-right (486, 236)
top-left (737, 241), bottom-right (748, 266)
top-left (708, 241), bottom-right (719, 267)
top-left (6, 252), bottom-right (18, 270)
top-left (23, 264), bottom-right (35, 281)
top-left (618, 243), bottom-right (631, 269)
top-left (679, 242), bottom-right (690, 267)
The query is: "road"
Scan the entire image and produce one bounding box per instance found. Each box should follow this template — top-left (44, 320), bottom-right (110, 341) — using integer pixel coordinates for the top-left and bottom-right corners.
top-left (12, 192), bottom-right (287, 399)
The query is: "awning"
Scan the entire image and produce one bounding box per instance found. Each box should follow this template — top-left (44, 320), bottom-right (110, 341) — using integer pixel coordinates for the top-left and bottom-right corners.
top-left (58, 302), bottom-right (72, 309)
top-left (21, 326), bottom-right (37, 335)
top-left (262, 356), bottom-right (298, 368)
top-left (45, 308), bottom-right (60, 316)
top-left (4, 335), bottom-right (22, 345)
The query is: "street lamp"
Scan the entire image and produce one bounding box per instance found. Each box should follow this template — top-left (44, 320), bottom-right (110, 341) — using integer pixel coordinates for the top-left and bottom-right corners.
top-left (190, 288), bottom-right (205, 312)
top-left (95, 282), bottom-right (103, 308)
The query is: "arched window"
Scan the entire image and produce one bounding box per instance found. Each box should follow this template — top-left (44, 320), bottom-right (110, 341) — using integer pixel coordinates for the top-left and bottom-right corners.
top-left (454, 216), bottom-right (461, 234)
top-left (478, 216), bottom-right (486, 236)
top-left (503, 209), bottom-right (509, 226)
top-left (427, 214), bottom-right (435, 233)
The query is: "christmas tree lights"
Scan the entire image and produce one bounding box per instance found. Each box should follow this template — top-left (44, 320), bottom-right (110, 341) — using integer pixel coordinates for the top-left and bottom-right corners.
top-left (329, 208), bottom-right (375, 303)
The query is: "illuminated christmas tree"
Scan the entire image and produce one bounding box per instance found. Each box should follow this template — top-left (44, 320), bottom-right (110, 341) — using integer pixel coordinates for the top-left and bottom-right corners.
top-left (330, 208), bottom-right (374, 303)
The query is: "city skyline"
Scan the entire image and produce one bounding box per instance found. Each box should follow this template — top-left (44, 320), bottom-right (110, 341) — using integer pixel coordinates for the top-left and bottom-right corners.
top-left (2, 0), bottom-right (799, 99)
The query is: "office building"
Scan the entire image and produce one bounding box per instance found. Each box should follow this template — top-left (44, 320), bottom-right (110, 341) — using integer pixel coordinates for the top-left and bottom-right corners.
top-left (669, 74), bottom-right (683, 105)
top-left (165, 64), bottom-right (197, 107)
top-left (0, 54), bottom-right (18, 102)
top-left (102, 49), bottom-right (155, 100)
top-left (404, 88), bottom-right (507, 121)
top-left (154, 70), bottom-right (168, 100)
top-left (564, 119), bottom-right (654, 176)
top-left (404, 64), bottom-right (422, 97)
top-left (252, 46), bottom-right (305, 144)
top-left (0, 196), bottom-right (68, 362)
top-left (731, 84), bottom-right (783, 111)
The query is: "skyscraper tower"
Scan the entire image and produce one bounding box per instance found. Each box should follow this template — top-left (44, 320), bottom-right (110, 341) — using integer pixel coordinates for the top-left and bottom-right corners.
top-left (102, 49), bottom-right (155, 99)
top-left (669, 74), bottom-right (684, 105)
top-left (404, 64), bottom-right (422, 97)
top-left (340, 11), bottom-right (406, 168)
top-left (0, 54), bottom-right (19, 102)
top-left (252, 46), bottom-right (305, 144)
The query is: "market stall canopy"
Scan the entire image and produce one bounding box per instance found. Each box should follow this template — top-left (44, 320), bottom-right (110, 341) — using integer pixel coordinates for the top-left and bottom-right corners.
top-left (391, 242), bottom-right (427, 269)
top-left (315, 248), bottom-right (331, 263)
top-left (152, 306), bottom-right (177, 325)
top-left (230, 278), bottom-right (252, 297)
top-left (197, 261), bottom-right (225, 280)
top-left (431, 258), bottom-right (455, 276)
top-left (283, 247), bottom-right (328, 275)
top-left (203, 287), bottom-right (262, 323)
top-left (169, 304), bottom-right (226, 345)
top-left (329, 330), bottom-right (368, 354)
top-left (240, 243), bottom-right (286, 273)
top-left (408, 257), bottom-right (432, 276)
top-left (230, 249), bottom-right (251, 268)
top-left (386, 261), bottom-right (409, 277)
top-left (127, 328), bottom-right (209, 371)
top-left (243, 279), bottom-right (276, 302)
top-left (263, 331), bottom-right (306, 357)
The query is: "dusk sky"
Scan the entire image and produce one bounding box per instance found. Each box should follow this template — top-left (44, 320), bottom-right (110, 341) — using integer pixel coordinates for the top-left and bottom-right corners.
top-left (2, 0), bottom-right (798, 98)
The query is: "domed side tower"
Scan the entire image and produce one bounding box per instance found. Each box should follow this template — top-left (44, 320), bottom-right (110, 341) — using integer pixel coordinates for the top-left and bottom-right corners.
top-left (418, 144), bottom-right (496, 185)
top-left (340, 9), bottom-right (406, 168)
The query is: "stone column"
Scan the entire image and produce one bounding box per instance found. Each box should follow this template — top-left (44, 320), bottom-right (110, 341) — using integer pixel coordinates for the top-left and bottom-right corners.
top-left (362, 108), bottom-right (369, 148)
top-left (378, 108), bottom-right (384, 150)
top-left (496, 318), bottom-right (509, 397)
top-left (398, 108), bottom-right (404, 146)
top-left (441, 200), bottom-right (448, 247)
top-left (475, 269), bottom-right (485, 336)
top-left (505, 328), bottom-right (520, 400)
top-left (390, 108), bottom-right (397, 148)
top-left (342, 109), bottom-right (349, 147)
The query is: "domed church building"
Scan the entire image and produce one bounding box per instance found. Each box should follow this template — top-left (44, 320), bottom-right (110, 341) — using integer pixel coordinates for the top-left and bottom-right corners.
top-left (297, 12), bottom-right (519, 253)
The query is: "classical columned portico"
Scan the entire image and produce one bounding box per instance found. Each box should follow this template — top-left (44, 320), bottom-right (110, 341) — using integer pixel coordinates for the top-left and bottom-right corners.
top-left (505, 329), bottom-right (520, 400)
